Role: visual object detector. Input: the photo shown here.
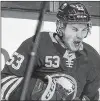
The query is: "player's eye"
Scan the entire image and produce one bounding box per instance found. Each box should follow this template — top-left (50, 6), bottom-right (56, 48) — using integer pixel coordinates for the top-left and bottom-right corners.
top-left (72, 27), bottom-right (78, 32)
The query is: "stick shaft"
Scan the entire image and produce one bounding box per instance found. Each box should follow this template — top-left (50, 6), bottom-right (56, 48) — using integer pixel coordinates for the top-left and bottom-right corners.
top-left (20, 2), bottom-right (47, 100)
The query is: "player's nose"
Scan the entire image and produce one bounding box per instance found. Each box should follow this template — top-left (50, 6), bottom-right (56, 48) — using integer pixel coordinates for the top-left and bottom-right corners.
top-left (76, 31), bottom-right (83, 40)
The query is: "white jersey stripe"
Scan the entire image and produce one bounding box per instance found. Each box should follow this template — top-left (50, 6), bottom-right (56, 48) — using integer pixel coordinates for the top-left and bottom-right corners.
top-left (49, 32), bottom-right (57, 43)
top-left (1, 78), bottom-right (18, 100)
top-left (5, 77), bottom-right (23, 100)
top-left (2, 76), bottom-right (16, 84)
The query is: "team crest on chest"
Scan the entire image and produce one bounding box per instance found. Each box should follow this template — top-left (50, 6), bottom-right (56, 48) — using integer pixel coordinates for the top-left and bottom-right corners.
top-left (41, 74), bottom-right (77, 100)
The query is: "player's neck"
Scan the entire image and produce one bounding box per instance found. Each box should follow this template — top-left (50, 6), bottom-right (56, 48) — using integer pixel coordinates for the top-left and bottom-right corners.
top-left (53, 33), bottom-right (73, 53)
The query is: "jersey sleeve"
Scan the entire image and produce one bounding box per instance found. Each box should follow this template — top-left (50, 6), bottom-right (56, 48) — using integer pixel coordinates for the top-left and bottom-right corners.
top-left (1, 37), bottom-right (40, 100)
top-left (81, 62), bottom-right (100, 100)
top-left (81, 43), bottom-right (100, 100)
top-left (83, 42), bottom-right (100, 74)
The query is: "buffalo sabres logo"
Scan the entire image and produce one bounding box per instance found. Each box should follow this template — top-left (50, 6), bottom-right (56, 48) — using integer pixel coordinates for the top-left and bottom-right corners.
top-left (41, 74), bottom-right (77, 100)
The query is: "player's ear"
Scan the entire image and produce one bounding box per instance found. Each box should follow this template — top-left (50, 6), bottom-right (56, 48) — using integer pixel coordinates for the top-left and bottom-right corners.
top-left (56, 19), bottom-right (65, 37)
top-left (56, 19), bottom-right (64, 29)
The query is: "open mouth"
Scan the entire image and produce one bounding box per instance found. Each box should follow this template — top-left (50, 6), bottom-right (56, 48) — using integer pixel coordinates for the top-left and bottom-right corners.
top-left (74, 41), bottom-right (81, 47)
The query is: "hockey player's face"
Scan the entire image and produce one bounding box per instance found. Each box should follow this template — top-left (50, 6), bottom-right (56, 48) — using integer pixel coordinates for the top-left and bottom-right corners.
top-left (63, 23), bottom-right (88, 51)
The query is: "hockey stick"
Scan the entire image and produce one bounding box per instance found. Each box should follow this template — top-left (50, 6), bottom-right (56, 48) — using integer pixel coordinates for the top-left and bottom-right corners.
top-left (20, 2), bottom-right (47, 100)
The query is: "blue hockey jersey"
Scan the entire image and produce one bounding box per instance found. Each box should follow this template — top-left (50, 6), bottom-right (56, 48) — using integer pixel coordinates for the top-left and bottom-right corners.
top-left (1, 32), bottom-right (100, 100)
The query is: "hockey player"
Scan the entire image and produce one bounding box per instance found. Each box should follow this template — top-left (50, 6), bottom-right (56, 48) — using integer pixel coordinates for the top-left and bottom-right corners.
top-left (1, 2), bottom-right (100, 101)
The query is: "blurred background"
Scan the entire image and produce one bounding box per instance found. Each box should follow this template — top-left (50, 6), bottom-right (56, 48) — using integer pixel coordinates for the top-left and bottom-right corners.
top-left (1, 1), bottom-right (100, 69)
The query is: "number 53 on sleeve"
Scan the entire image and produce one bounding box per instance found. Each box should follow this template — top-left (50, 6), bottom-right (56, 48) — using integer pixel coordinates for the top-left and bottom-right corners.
top-left (6, 52), bottom-right (24, 70)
